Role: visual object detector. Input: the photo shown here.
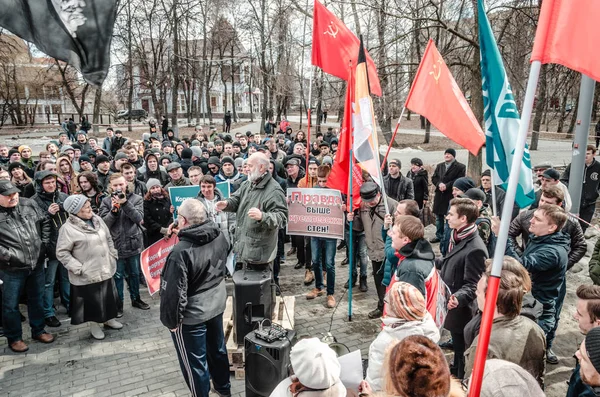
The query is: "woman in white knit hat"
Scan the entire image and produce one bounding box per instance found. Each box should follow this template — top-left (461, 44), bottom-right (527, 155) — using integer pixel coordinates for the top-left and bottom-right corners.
top-left (56, 194), bottom-right (122, 340)
top-left (270, 337), bottom-right (346, 397)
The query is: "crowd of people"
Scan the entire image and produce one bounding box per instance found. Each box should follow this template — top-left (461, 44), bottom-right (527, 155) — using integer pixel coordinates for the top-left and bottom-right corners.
top-left (2, 117), bottom-right (600, 397)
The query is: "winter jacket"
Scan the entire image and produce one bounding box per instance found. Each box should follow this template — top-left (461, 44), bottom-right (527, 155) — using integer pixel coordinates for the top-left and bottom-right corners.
top-left (143, 196), bottom-right (173, 246)
top-left (382, 173), bottom-right (414, 202)
top-left (561, 159), bottom-right (600, 209)
top-left (365, 314), bottom-right (440, 391)
top-left (359, 197), bottom-right (398, 263)
top-left (139, 168), bottom-right (169, 187)
top-left (0, 198), bottom-right (50, 271)
top-left (566, 362), bottom-right (597, 397)
top-left (160, 220), bottom-right (229, 329)
top-left (165, 177), bottom-right (191, 189)
top-left (55, 214), bottom-right (118, 286)
top-left (383, 237), bottom-right (435, 296)
top-left (438, 230), bottom-right (488, 332)
top-left (464, 315), bottom-right (546, 387)
top-left (297, 175), bottom-right (317, 188)
top-left (431, 160), bottom-right (466, 215)
top-left (196, 188), bottom-right (235, 246)
top-left (286, 169), bottom-right (306, 188)
top-left (407, 168), bottom-right (429, 208)
top-left (31, 171), bottom-right (70, 259)
top-left (131, 179), bottom-right (148, 198)
top-left (215, 169), bottom-right (243, 193)
top-left (464, 293), bottom-right (543, 349)
top-left (224, 173), bottom-right (288, 264)
top-left (98, 193), bottom-right (145, 259)
top-left (480, 185), bottom-right (519, 220)
top-left (509, 209), bottom-right (586, 270)
top-left (505, 232), bottom-right (569, 309)
top-left (179, 158), bottom-right (193, 176)
top-left (102, 137), bottom-right (112, 154)
top-left (111, 136), bottom-right (126, 156)
top-left (96, 170), bottom-right (112, 192)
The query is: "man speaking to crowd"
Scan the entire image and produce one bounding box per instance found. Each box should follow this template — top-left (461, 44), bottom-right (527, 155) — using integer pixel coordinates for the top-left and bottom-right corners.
top-left (215, 152), bottom-right (287, 271)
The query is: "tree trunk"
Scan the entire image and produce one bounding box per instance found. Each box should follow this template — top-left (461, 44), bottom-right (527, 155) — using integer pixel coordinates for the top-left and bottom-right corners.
top-left (127, 0), bottom-right (133, 133)
top-left (567, 96), bottom-right (580, 137)
top-left (231, 44), bottom-right (238, 123)
top-left (423, 119), bottom-right (431, 144)
top-left (557, 94), bottom-right (567, 133)
top-left (530, 64), bottom-right (547, 150)
top-left (93, 87), bottom-right (102, 134)
top-left (467, 0), bottom-right (484, 179)
top-left (171, 0), bottom-right (180, 132)
top-left (315, 69), bottom-right (323, 134)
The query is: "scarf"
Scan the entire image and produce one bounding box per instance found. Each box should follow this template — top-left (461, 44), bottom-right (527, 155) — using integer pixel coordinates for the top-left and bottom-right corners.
top-left (448, 223), bottom-right (478, 253)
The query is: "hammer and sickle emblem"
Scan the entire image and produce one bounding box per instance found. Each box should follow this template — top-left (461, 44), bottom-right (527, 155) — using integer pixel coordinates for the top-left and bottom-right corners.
top-left (324, 21), bottom-right (339, 38)
top-left (429, 58), bottom-right (443, 84)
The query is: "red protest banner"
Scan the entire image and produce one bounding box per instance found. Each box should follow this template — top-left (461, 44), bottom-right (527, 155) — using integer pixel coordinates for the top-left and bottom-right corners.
top-left (140, 235), bottom-right (179, 295)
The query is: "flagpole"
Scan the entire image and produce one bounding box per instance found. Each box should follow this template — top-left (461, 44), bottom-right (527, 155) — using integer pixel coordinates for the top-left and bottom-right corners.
top-left (305, 67), bottom-right (314, 183)
top-left (468, 60), bottom-right (542, 397)
top-left (567, 74), bottom-right (596, 216)
top-left (347, 60), bottom-right (354, 322)
top-left (381, 106), bottom-right (406, 171)
top-left (490, 172), bottom-right (498, 217)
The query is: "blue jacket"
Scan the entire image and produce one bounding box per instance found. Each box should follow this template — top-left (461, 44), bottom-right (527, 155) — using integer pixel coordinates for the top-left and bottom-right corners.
top-left (566, 362), bottom-right (597, 397)
top-left (506, 232), bottom-right (569, 308)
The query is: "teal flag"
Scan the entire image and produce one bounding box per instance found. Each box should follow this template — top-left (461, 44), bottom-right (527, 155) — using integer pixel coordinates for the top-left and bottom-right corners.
top-left (479, 0), bottom-right (535, 208)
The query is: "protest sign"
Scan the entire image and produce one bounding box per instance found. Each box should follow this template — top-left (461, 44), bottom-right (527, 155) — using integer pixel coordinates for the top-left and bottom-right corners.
top-left (216, 181), bottom-right (230, 198)
top-left (140, 235), bottom-right (179, 295)
top-left (286, 188), bottom-right (345, 239)
top-left (169, 185), bottom-right (200, 219)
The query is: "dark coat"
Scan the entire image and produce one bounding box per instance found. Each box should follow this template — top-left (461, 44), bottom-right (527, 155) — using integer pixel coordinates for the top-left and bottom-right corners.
top-left (431, 161), bottom-right (466, 215)
top-left (561, 159), bottom-right (600, 208)
top-left (383, 237), bottom-right (435, 295)
top-left (144, 196), bottom-right (173, 246)
top-left (382, 173), bottom-right (414, 203)
top-left (509, 210), bottom-right (586, 270)
top-left (160, 221), bottom-right (229, 329)
top-left (31, 171), bottom-right (70, 259)
top-left (0, 198), bottom-right (50, 271)
top-left (438, 230), bottom-right (488, 332)
top-left (506, 232), bottom-right (569, 309)
top-left (480, 185), bottom-right (519, 220)
top-left (407, 168), bottom-right (429, 208)
top-left (98, 193), bottom-right (145, 259)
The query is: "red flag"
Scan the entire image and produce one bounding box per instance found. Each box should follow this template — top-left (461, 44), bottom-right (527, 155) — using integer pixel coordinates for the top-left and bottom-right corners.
top-left (327, 69), bottom-right (362, 209)
top-left (405, 39), bottom-right (485, 156)
top-left (531, 0), bottom-right (600, 81)
top-left (312, 0), bottom-right (381, 97)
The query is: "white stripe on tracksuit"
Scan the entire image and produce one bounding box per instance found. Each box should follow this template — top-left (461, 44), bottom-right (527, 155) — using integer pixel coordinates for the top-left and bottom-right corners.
top-left (174, 325), bottom-right (198, 397)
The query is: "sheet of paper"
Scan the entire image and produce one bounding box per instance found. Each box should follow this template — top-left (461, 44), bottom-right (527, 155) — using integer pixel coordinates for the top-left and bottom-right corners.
top-left (338, 349), bottom-right (363, 391)
top-left (226, 251), bottom-right (235, 276)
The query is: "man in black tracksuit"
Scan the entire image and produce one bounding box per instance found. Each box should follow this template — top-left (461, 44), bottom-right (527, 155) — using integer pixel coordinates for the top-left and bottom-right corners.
top-left (561, 144), bottom-right (600, 232)
top-left (160, 198), bottom-right (230, 397)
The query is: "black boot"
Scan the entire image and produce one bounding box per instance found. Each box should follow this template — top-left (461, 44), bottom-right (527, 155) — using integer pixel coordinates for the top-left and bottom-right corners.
top-left (359, 276), bottom-right (368, 292)
top-left (343, 275), bottom-right (358, 289)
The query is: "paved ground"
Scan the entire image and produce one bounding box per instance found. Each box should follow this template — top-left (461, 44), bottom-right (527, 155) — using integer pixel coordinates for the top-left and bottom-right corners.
top-left (2, 228), bottom-right (598, 397)
top-left (0, 243), bottom-right (380, 397)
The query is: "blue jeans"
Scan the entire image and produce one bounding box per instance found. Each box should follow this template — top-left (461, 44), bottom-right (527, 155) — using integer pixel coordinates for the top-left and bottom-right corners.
top-left (546, 280), bottom-right (567, 350)
top-left (441, 221), bottom-right (451, 256)
top-left (311, 237), bottom-right (336, 296)
top-left (44, 259), bottom-right (71, 317)
top-left (435, 215), bottom-right (446, 241)
top-left (1, 266), bottom-right (47, 344)
top-left (114, 255), bottom-right (141, 303)
top-left (171, 314), bottom-right (231, 397)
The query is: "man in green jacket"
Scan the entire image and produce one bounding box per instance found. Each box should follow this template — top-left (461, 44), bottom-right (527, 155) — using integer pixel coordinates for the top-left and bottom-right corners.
top-left (216, 152), bottom-right (288, 268)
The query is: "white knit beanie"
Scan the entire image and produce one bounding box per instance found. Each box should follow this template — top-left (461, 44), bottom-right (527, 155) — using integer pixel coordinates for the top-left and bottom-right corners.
top-left (290, 338), bottom-right (341, 389)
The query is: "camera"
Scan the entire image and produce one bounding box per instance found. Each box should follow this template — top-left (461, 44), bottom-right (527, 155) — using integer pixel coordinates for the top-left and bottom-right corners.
top-left (112, 189), bottom-right (126, 200)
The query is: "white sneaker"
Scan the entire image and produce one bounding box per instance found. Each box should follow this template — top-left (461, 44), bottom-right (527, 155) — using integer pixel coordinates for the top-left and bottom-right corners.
top-left (104, 319), bottom-right (123, 330)
top-left (90, 323), bottom-right (105, 340)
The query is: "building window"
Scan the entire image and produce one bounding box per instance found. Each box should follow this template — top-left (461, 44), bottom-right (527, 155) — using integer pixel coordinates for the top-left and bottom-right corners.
top-left (177, 93), bottom-right (187, 113)
top-left (210, 96), bottom-right (217, 108)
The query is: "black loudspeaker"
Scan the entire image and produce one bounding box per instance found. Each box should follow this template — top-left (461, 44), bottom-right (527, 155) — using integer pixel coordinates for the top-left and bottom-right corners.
top-left (232, 267), bottom-right (273, 344)
top-left (245, 329), bottom-right (296, 397)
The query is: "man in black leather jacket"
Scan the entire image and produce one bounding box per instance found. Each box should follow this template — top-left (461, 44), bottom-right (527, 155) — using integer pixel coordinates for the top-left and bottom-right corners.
top-left (0, 180), bottom-right (54, 352)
